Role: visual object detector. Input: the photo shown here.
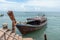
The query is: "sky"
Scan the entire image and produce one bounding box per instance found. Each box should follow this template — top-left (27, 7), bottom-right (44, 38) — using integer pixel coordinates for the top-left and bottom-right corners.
top-left (0, 0), bottom-right (60, 12)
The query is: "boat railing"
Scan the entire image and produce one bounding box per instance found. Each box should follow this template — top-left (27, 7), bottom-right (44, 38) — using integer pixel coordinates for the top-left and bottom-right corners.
top-left (0, 30), bottom-right (17, 40)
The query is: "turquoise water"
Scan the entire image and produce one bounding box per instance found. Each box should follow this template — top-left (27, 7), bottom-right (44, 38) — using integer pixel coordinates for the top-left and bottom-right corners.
top-left (0, 11), bottom-right (60, 40)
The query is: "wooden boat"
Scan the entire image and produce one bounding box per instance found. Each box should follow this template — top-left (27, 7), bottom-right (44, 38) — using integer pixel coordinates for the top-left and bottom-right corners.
top-left (16, 16), bottom-right (47, 34)
top-left (7, 11), bottom-right (47, 34)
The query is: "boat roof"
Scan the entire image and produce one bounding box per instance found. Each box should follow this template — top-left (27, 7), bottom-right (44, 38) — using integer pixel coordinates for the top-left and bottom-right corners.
top-left (27, 16), bottom-right (41, 20)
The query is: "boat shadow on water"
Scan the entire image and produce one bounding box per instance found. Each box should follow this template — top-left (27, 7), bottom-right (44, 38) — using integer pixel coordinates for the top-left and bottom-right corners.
top-left (23, 25), bottom-right (47, 40)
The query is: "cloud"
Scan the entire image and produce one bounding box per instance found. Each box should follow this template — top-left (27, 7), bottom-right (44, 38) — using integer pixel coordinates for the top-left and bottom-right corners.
top-left (23, 0), bottom-right (60, 11)
top-left (0, 0), bottom-right (24, 11)
top-left (0, 0), bottom-right (60, 11)
top-left (0, 0), bottom-right (17, 3)
top-left (26, 0), bottom-right (60, 7)
top-left (0, 0), bottom-right (6, 2)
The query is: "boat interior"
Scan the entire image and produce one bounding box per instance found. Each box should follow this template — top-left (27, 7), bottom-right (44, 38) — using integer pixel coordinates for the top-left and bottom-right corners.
top-left (27, 20), bottom-right (41, 25)
top-left (26, 20), bottom-right (46, 25)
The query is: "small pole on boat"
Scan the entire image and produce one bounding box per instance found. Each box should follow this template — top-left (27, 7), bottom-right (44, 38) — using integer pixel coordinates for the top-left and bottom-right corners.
top-left (7, 11), bottom-right (16, 33)
top-left (44, 34), bottom-right (47, 40)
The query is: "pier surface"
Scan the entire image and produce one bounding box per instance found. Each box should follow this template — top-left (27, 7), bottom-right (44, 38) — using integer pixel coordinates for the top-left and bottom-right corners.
top-left (0, 28), bottom-right (33, 40)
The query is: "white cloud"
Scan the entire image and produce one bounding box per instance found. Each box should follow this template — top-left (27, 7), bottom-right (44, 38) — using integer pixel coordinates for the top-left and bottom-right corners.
top-left (0, 0), bottom-right (60, 11)
top-left (0, 0), bottom-right (6, 2)
top-left (23, 0), bottom-right (60, 11)
top-left (0, 3), bottom-right (25, 11)
top-left (0, 0), bottom-right (24, 11)
top-left (25, 0), bottom-right (60, 7)
top-left (0, 0), bottom-right (16, 3)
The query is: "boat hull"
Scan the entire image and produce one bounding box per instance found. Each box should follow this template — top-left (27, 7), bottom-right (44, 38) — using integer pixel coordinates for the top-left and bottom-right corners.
top-left (16, 21), bottom-right (47, 34)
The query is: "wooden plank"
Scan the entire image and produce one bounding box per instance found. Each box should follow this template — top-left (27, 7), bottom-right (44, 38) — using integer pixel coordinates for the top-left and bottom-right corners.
top-left (23, 38), bottom-right (33, 40)
top-left (0, 31), bottom-right (3, 37)
top-left (0, 28), bottom-right (8, 32)
top-left (0, 28), bottom-right (33, 40)
top-left (5, 31), bottom-right (12, 40)
top-left (15, 34), bottom-right (22, 40)
top-left (0, 29), bottom-right (8, 37)
top-left (7, 33), bottom-right (16, 40)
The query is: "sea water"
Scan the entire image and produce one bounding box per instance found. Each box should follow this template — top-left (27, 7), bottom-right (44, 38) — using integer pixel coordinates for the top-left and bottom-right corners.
top-left (0, 11), bottom-right (60, 40)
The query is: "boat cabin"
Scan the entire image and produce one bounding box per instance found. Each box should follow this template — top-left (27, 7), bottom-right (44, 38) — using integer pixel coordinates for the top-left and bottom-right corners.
top-left (26, 17), bottom-right (46, 25)
top-left (27, 20), bottom-right (41, 25)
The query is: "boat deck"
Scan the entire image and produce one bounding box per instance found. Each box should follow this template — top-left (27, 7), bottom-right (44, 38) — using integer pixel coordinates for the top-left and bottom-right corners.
top-left (0, 28), bottom-right (33, 40)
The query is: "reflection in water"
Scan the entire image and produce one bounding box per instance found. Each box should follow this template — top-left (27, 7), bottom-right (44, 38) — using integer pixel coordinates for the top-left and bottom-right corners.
top-left (23, 25), bottom-right (47, 40)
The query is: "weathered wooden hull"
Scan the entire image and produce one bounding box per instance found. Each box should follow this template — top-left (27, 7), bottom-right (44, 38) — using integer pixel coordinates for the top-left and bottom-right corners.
top-left (16, 21), bottom-right (47, 34)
